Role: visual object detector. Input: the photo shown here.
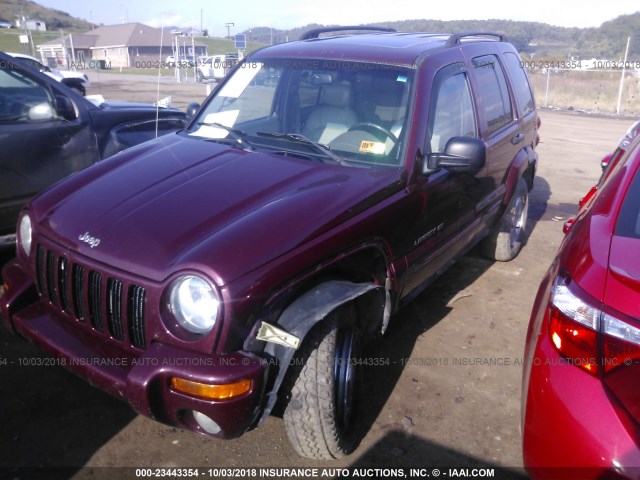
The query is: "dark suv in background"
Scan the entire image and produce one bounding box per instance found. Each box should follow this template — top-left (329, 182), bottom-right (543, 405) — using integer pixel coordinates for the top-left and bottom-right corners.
top-left (1, 28), bottom-right (539, 459)
top-left (0, 51), bottom-right (187, 247)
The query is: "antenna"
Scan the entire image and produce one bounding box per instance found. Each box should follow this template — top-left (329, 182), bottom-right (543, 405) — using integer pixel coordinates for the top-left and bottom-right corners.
top-left (156, 14), bottom-right (165, 138)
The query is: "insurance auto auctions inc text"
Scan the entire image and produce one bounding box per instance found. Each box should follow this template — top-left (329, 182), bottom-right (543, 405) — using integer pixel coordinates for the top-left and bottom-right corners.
top-left (198, 467), bottom-right (496, 478)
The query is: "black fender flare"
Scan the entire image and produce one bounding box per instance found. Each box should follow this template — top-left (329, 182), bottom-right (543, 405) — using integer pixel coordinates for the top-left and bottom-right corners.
top-left (256, 280), bottom-right (386, 424)
top-left (503, 147), bottom-right (530, 205)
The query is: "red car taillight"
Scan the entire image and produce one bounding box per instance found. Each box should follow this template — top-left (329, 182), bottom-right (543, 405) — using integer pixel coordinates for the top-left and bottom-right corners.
top-left (549, 277), bottom-right (600, 374)
top-left (602, 313), bottom-right (640, 373)
top-left (549, 276), bottom-right (640, 375)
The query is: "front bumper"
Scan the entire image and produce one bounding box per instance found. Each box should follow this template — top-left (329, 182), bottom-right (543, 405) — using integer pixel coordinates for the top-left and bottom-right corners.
top-left (1, 260), bottom-right (267, 439)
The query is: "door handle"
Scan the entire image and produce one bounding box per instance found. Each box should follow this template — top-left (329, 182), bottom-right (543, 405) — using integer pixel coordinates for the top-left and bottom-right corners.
top-left (511, 133), bottom-right (525, 145)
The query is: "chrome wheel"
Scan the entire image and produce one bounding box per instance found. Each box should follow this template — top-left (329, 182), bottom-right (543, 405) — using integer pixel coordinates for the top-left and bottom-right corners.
top-left (509, 192), bottom-right (527, 250)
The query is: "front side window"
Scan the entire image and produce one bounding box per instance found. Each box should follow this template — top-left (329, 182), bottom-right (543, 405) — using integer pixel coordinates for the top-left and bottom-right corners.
top-left (0, 62), bottom-right (56, 123)
top-left (429, 71), bottom-right (477, 153)
top-left (472, 55), bottom-right (514, 136)
top-left (188, 59), bottom-right (414, 168)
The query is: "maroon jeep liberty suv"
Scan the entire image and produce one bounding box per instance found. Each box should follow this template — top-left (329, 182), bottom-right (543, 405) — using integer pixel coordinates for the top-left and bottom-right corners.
top-left (1, 27), bottom-right (538, 459)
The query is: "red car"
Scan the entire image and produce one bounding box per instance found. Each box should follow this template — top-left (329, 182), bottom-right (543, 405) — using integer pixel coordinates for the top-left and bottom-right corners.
top-left (522, 128), bottom-right (640, 478)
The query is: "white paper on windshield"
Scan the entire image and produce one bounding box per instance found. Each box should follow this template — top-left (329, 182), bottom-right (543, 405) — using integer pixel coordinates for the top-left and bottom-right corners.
top-left (218, 63), bottom-right (263, 99)
top-left (190, 110), bottom-right (240, 139)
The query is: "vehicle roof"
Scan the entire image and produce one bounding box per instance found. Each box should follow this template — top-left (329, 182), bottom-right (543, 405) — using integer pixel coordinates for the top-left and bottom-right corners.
top-left (6, 52), bottom-right (41, 62)
top-left (252, 32), bottom-right (506, 67)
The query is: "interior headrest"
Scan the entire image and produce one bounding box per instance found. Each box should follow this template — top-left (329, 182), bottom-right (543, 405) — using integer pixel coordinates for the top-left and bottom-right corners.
top-left (320, 82), bottom-right (352, 107)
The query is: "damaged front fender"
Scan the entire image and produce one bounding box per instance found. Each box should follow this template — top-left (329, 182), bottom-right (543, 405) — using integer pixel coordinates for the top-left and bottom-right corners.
top-left (255, 280), bottom-right (386, 424)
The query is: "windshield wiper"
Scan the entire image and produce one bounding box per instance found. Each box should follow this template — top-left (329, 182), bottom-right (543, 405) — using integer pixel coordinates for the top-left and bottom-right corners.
top-left (256, 132), bottom-right (346, 166)
top-left (196, 122), bottom-right (254, 150)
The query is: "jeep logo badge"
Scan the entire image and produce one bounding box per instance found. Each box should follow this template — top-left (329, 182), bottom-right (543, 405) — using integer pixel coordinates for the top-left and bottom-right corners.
top-left (79, 232), bottom-right (101, 248)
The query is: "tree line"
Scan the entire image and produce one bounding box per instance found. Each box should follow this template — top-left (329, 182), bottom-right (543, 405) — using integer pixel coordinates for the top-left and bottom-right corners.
top-left (245, 13), bottom-right (640, 60)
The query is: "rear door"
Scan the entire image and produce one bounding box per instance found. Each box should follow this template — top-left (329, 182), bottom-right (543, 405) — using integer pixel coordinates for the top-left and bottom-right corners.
top-left (464, 47), bottom-right (520, 203)
top-left (0, 58), bottom-right (97, 235)
top-left (500, 49), bottom-right (537, 153)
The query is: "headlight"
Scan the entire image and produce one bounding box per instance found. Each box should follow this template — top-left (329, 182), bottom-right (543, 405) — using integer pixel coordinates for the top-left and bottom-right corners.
top-left (169, 275), bottom-right (220, 335)
top-left (18, 214), bottom-right (32, 256)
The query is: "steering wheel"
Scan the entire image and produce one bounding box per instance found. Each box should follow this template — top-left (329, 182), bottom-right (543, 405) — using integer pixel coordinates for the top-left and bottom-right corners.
top-left (348, 122), bottom-right (398, 143)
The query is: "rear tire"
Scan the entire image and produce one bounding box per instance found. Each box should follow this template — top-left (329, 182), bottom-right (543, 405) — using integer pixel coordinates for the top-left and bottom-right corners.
top-left (283, 304), bottom-right (362, 459)
top-left (481, 177), bottom-right (528, 261)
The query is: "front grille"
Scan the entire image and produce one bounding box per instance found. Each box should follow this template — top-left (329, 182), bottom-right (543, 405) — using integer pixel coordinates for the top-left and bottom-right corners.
top-left (88, 270), bottom-right (103, 331)
top-left (107, 278), bottom-right (124, 340)
top-left (35, 244), bottom-right (147, 349)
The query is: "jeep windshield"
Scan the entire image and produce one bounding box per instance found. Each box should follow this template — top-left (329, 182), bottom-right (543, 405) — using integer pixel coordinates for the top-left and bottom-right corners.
top-left (187, 59), bottom-right (413, 167)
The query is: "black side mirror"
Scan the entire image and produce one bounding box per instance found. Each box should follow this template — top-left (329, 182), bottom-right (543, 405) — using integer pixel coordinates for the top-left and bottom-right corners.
top-left (427, 136), bottom-right (486, 174)
top-left (186, 102), bottom-right (200, 118)
top-left (55, 95), bottom-right (77, 121)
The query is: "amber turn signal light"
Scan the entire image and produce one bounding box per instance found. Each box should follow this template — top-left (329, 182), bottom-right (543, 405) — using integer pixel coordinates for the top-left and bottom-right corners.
top-left (170, 377), bottom-right (251, 400)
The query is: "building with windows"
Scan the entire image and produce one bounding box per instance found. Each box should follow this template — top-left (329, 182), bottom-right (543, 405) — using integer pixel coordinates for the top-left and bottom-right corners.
top-left (37, 23), bottom-right (207, 68)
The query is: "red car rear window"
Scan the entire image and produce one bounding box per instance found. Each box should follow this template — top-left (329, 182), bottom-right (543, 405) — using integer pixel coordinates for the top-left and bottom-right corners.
top-left (615, 154), bottom-right (640, 239)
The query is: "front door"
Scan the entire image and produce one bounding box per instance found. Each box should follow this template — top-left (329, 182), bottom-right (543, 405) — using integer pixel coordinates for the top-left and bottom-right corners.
top-left (402, 63), bottom-right (488, 297)
top-left (0, 60), bottom-right (97, 235)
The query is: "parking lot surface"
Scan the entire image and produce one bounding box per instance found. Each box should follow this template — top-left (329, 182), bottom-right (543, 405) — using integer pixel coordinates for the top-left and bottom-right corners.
top-left (0, 72), bottom-right (635, 477)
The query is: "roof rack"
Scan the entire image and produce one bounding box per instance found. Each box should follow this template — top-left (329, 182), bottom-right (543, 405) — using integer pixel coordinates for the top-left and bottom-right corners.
top-left (445, 32), bottom-right (506, 47)
top-left (301, 26), bottom-right (397, 41)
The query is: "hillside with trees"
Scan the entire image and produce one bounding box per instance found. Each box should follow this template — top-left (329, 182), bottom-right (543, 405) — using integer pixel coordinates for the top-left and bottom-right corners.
top-left (0, 0), bottom-right (94, 32)
top-left (1, 0), bottom-right (637, 61)
top-left (245, 13), bottom-right (640, 60)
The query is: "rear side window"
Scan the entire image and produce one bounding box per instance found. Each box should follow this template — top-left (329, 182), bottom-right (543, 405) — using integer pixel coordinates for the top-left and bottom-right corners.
top-left (472, 55), bottom-right (513, 135)
top-left (502, 52), bottom-right (534, 117)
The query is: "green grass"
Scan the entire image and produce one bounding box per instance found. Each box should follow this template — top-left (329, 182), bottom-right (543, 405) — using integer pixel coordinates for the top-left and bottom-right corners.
top-left (195, 37), bottom-right (266, 55)
top-left (0, 29), bottom-right (65, 54)
top-left (1, 29), bottom-right (267, 58)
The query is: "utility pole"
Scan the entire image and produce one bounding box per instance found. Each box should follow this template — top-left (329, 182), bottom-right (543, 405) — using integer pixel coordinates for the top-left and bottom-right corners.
top-left (225, 22), bottom-right (234, 39)
top-left (19, 7), bottom-right (35, 56)
top-left (616, 36), bottom-right (631, 115)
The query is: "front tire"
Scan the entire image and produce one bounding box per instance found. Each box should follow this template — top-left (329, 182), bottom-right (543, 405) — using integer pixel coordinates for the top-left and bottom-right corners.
top-left (283, 304), bottom-right (362, 459)
top-left (482, 177), bottom-right (529, 261)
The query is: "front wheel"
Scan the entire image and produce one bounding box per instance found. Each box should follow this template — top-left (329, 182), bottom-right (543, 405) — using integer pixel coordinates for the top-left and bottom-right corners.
top-left (481, 177), bottom-right (529, 261)
top-left (283, 304), bottom-right (362, 459)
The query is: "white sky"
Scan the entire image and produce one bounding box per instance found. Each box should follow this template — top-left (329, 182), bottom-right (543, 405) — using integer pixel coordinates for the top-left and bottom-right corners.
top-left (35, 0), bottom-right (640, 37)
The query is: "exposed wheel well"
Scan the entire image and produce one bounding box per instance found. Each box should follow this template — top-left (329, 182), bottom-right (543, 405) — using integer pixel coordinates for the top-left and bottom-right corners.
top-left (283, 246), bottom-right (390, 335)
top-left (256, 246), bottom-right (391, 424)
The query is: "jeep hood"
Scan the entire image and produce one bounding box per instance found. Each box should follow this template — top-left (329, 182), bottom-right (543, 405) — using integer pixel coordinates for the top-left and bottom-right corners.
top-left (32, 133), bottom-right (402, 283)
